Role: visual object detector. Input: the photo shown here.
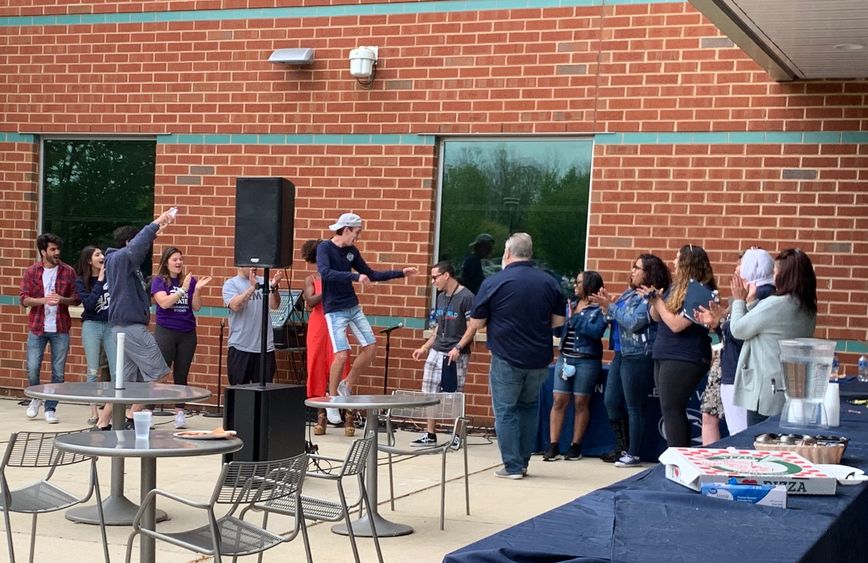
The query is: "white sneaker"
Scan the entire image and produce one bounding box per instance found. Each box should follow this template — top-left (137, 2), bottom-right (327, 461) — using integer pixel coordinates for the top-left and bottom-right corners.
top-left (44, 410), bottom-right (59, 424)
top-left (337, 380), bottom-right (351, 397)
top-left (326, 408), bottom-right (342, 425)
top-left (26, 399), bottom-right (41, 419)
top-left (174, 411), bottom-right (187, 429)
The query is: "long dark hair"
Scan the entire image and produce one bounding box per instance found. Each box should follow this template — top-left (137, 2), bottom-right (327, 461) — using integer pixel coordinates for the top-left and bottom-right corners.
top-left (157, 246), bottom-right (183, 288)
top-left (637, 253), bottom-right (671, 292)
top-left (578, 270), bottom-right (604, 298)
top-left (775, 248), bottom-right (817, 314)
top-left (76, 245), bottom-right (99, 292)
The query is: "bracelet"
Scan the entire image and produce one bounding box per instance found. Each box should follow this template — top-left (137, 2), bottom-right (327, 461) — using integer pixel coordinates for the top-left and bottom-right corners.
top-left (176, 287), bottom-right (188, 299)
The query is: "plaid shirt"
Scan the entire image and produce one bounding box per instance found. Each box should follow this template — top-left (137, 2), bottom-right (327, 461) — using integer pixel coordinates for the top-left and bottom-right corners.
top-left (19, 261), bottom-right (79, 335)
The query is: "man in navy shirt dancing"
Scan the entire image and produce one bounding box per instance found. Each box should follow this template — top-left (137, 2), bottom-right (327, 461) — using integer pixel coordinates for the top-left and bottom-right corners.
top-left (470, 232), bottom-right (566, 479)
top-left (316, 212), bottom-right (417, 428)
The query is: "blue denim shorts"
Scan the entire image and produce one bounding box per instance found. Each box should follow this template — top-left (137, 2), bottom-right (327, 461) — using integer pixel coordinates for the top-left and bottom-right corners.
top-left (324, 306), bottom-right (377, 353)
top-left (553, 356), bottom-right (601, 396)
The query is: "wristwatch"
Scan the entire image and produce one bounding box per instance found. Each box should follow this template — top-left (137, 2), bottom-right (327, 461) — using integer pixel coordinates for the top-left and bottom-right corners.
top-left (454, 343), bottom-right (463, 352)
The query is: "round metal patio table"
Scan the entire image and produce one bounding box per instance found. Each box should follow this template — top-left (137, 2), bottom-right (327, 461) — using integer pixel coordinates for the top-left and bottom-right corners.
top-left (305, 394), bottom-right (439, 537)
top-left (25, 382), bottom-right (210, 525)
top-left (55, 429), bottom-right (242, 563)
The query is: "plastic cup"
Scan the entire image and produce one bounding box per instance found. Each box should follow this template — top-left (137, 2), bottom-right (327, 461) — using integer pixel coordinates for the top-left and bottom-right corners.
top-left (133, 411), bottom-right (152, 440)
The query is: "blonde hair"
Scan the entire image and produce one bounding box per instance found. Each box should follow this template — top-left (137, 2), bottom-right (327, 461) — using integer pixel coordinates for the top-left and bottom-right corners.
top-left (666, 244), bottom-right (716, 313)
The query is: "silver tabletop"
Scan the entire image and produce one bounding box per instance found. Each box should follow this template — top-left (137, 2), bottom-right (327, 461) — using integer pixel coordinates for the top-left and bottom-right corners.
top-left (305, 394), bottom-right (439, 537)
top-left (56, 430), bottom-right (242, 563)
top-left (26, 382), bottom-right (211, 526)
top-left (25, 382), bottom-right (210, 404)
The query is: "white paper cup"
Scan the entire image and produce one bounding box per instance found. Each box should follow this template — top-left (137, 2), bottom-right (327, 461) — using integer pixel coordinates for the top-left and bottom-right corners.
top-left (133, 411), bottom-right (152, 440)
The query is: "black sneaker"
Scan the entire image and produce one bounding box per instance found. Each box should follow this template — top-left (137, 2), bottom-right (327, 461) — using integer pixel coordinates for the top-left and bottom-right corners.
top-left (600, 449), bottom-right (620, 463)
top-left (564, 443), bottom-right (582, 460)
top-left (411, 433), bottom-right (437, 447)
top-left (542, 443), bottom-right (560, 461)
top-left (450, 436), bottom-right (462, 450)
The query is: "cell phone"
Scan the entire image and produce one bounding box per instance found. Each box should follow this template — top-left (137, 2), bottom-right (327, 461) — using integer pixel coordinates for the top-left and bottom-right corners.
top-left (168, 207), bottom-right (178, 218)
top-left (440, 357), bottom-right (458, 392)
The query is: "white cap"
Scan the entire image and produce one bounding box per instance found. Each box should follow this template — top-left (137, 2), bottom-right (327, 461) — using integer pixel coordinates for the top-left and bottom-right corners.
top-left (329, 212), bottom-right (363, 231)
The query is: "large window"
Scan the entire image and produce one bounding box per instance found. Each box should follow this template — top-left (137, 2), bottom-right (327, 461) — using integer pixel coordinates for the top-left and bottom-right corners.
top-left (437, 138), bottom-right (593, 296)
top-left (41, 138), bottom-right (156, 268)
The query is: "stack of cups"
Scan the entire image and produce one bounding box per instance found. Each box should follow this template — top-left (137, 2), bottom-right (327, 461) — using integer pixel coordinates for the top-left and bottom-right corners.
top-left (133, 411), bottom-right (152, 440)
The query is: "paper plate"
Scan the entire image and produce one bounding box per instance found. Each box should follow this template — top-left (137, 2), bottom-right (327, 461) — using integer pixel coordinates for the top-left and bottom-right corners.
top-left (815, 464), bottom-right (868, 485)
top-left (173, 430), bottom-right (236, 440)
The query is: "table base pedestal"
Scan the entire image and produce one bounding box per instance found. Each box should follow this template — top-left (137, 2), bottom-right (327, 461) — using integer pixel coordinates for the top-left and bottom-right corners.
top-left (331, 513), bottom-right (413, 537)
top-left (65, 495), bottom-right (167, 526)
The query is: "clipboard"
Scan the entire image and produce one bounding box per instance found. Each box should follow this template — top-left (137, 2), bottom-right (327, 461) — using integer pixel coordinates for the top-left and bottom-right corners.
top-left (681, 279), bottom-right (719, 324)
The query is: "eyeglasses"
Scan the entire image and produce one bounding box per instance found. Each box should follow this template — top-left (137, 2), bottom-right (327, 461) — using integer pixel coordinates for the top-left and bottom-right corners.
top-left (431, 273), bottom-right (444, 280)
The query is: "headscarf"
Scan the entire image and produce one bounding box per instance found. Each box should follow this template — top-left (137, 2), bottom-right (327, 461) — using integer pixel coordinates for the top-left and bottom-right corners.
top-left (740, 248), bottom-right (775, 286)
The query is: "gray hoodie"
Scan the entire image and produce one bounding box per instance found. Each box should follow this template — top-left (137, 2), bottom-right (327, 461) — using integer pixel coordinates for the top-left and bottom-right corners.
top-left (105, 223), bottom-right (158, 326)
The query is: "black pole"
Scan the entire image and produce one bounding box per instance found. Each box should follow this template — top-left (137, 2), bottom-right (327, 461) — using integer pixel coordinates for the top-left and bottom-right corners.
top-left (379, 323), bottom-right (403, 395)
top-left (260, 267), bottom-right (270, 388)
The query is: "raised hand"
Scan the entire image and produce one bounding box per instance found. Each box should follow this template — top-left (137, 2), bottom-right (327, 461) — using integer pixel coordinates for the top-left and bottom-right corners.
top-left (730, 273), bottom-right (749, 300)
top-left (403, 267), bottom-right (418, 277)
top-left (182, 272), bottom-right (193, 291)
top-left (196, 275), bottom-right (212, 289)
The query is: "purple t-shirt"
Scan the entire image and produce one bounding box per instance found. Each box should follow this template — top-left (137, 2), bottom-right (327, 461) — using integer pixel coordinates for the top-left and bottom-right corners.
top-left (151, 276), bottom-right (197, 333)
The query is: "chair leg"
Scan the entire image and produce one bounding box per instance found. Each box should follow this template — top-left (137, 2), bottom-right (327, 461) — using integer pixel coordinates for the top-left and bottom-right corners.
top-left (388, 452), bottom-right (395, 511)
top-left (3, 508), bottom-right (16, 563)
top-left (298, 505), bottom-right (313, 563)
top-left (93, 466), bottom-right (111, 563)
top-left (361, 487), bottom-right (384, 563)
top-left (463, 435), bottom-right (470, 516)
top-left (28, 514), bottom-right (36, 563)
top-left (124, 530), bottom-right (138, 563)
top-left (338, 487), bottom-right (362, 563)
top-left (440, 451), bottom-right (447, 531)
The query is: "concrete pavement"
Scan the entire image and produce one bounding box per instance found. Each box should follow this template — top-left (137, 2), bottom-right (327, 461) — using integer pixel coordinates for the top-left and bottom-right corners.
top-left (0, 397), bottom-right (646, 562)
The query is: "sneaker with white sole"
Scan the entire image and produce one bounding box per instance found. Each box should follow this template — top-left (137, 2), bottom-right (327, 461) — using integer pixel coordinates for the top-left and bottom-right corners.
top-left (44, 410), bottom-right (59, 424)
top-left (450, 436), bottom-right (462, 450)
top-left (337, 380), bottom-right (351, 397)
top-left (26, 399), bottom-right (41, 419)
top-left (326, 408), bottom-right (342, 425)
top-left (411, 433), bottom-right (437, 447)
top-left (614, 453), bottom-right (642, 468)
top-left (174, 411), bottom-right (187, 429)
top-left (494, 468), bottom-right (524, 480)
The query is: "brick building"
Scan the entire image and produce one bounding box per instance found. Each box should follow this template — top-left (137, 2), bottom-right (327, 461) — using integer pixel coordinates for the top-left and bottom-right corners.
top-left (1, 0), bottom-right (866, 425)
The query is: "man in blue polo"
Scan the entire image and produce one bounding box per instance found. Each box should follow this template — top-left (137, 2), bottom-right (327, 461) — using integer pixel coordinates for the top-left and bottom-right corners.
top-left (470, 232), bottom-right (566, 479)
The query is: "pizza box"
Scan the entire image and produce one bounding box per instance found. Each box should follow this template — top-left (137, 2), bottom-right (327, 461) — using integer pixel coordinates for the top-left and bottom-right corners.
top-left (660, 447), bottom-right (837, 495)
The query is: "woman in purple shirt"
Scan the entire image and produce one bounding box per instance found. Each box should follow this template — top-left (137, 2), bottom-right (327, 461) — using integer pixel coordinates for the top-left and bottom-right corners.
top-left (151, 246), bottom-right (211, 429)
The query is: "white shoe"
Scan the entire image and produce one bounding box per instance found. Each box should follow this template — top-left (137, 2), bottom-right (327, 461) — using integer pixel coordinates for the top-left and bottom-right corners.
top-left (337, 380), bottom-right (351, 397)
top-left (45, 410), bottom-right (59, 424)
top-left (174, 411), bottom-right (187, 429)
top-left (26, 399), bottom-right (41, 419)
top-left (326, 408), bottom-right (342, 425)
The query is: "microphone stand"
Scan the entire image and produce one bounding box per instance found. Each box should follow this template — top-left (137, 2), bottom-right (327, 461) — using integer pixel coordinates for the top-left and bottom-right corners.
top-left (204, 319), bottom-right (225, 417)
top-left (379, 323), bottom-right (403, 395)
top-left (259, 267), bottom-right (271, 388)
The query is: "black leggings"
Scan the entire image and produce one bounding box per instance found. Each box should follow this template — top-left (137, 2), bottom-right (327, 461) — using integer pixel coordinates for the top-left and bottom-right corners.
top-left (154, 325), bottom-right (197, 408)
top-left (654, 359), bottom-right (708, 447)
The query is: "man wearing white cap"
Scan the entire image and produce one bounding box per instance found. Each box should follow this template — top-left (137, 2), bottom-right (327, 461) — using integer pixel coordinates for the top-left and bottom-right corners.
top-left (316, 213), bottom-right (418, 429)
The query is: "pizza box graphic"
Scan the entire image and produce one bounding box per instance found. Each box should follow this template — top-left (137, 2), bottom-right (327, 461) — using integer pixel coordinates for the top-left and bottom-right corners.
top-left (660, 447), bottom-right (837, 495)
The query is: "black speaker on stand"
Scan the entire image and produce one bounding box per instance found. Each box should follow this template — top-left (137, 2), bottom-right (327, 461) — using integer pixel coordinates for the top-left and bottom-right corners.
top-left (224, 177), bottom-right (305, 461)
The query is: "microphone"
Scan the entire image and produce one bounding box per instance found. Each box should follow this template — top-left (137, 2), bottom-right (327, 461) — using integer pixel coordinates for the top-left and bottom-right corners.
top-left (379, 322), bottom-right (403, 334)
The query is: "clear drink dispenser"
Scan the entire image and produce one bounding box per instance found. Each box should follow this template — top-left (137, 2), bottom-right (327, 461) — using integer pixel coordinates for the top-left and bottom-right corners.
top-left (778, 338), bottom-right (836, 429)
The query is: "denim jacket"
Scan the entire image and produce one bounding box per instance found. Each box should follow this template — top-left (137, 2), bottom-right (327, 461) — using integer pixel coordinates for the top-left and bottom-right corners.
top-left (559, 303), bottom-right (607, 358)
top-left (608, 288), bottom-right (656, 358)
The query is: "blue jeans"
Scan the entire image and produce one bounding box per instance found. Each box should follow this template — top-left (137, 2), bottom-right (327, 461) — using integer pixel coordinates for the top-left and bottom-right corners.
top-left (604, 353), bottom-right (654, 456)
top-left (81, 320), bottom-right (117, 383)
top-left (26, 331), bottom-right (70, 412)
top-left (489, 353), bottom-right (549, 475)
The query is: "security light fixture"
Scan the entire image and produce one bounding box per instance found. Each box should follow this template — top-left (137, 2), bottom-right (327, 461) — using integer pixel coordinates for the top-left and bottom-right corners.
top-left (269, 48), bottom-right (315, 65)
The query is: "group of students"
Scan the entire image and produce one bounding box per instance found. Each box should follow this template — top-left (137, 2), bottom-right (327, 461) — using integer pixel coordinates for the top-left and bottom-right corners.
top-left (542, 244), bottom-right (818, 466)
top-left (73, 243), bottom-right (208, 429)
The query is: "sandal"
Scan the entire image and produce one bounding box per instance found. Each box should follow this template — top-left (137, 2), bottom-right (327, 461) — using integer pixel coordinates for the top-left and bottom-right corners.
top-left (314, 411), bottom-right (327, 436)
top-left (344, 410), bottom-right (355, 437)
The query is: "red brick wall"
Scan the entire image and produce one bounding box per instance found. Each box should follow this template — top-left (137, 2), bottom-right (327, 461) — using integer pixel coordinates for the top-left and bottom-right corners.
top-left (1, 1), bottom-right (866, 424)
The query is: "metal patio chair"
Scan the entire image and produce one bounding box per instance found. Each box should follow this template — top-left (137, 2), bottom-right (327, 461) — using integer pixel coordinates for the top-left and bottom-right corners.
top-left (378, 390), bottom-right (470, 530)
top-left (124, 452), bottom-right (310, 563)
top-left (251, 434), bottom-right (382, 563)
top-left (0, 429), bottom-right (110, 563)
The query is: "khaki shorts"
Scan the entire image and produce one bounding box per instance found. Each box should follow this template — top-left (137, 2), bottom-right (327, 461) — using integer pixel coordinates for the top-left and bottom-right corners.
top-left (112, 324), bottom-right (169, 382)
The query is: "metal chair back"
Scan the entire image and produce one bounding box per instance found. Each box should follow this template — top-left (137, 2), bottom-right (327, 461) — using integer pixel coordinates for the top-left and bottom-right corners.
top-left (2, 430), bottom-right (92, 469)
top-left (213, 454), bottom-right (308, 513)
top-left (340, 433), bottom-right (374, 478)
top-left (388, 390), bottom-right (465, 422)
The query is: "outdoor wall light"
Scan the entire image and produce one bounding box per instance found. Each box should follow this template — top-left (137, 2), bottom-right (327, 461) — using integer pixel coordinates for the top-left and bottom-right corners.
top-left (269, 48), bottom-right (315, 65)
top-left (349, 46), bottom-right (378, 87)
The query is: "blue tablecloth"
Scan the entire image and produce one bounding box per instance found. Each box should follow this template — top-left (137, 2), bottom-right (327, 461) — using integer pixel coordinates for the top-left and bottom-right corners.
top-left (446, 407), bottom-right (868, 563)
